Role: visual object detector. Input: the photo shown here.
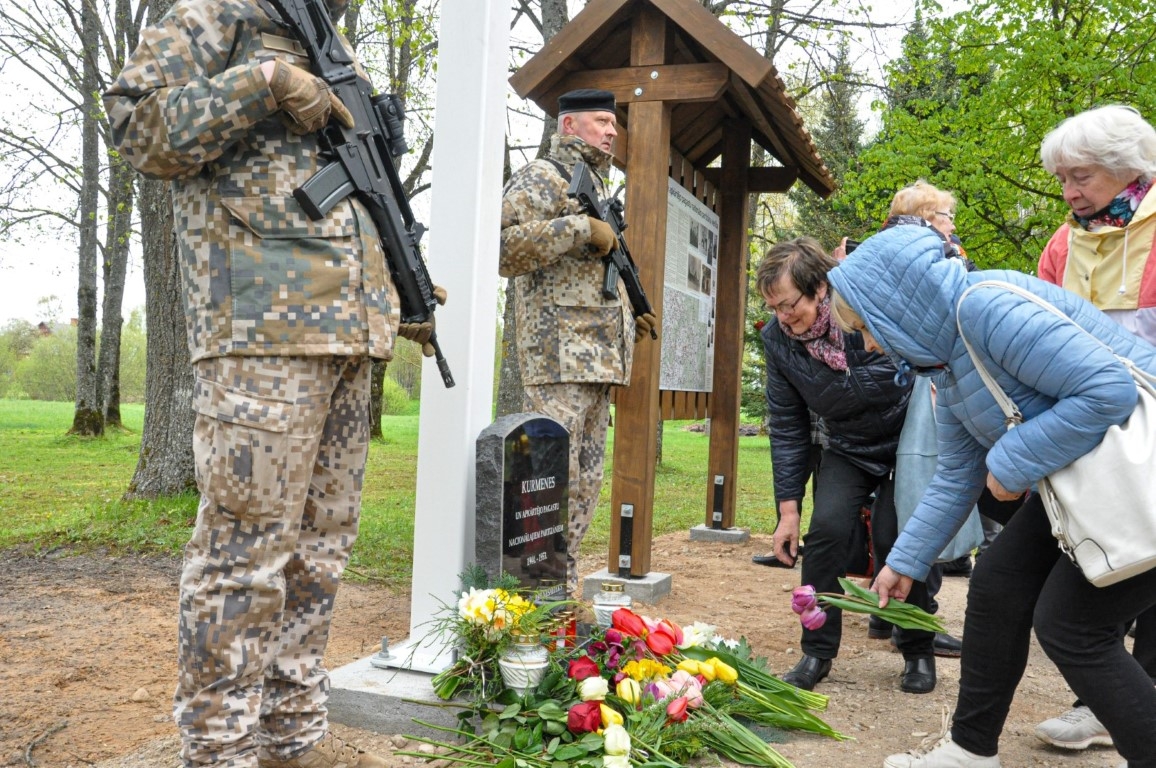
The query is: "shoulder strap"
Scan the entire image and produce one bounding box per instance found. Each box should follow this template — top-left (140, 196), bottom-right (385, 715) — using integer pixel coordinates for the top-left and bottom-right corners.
top-left (545, 158), bottom-right (571, 183)
top-left (501, 157), bottom-right (573, 197)
top-left (955, 282), bottom-right (1027, 429)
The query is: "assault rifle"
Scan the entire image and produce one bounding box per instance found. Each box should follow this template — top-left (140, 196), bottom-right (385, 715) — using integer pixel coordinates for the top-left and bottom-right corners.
top-left (567, 161), bottom-right (657, 339)
top-left (266, 0), bottom-right (454, 387)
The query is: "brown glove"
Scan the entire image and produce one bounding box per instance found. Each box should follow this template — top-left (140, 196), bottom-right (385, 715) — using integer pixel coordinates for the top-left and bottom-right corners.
top-left (634, 312), bottom-right (658, 343)
top-left (397, 285), bottom-right (446, 357)
top-left (268, 59), bottom-right (354, 134)
top-left (398, 321), bottom-right (435, 356)
top-left (586, 218), bottom-right (616, 258)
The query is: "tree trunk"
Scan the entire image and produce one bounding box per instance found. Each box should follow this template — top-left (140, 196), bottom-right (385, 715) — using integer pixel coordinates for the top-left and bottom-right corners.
top-left (126, 176), bottom-right (195, 499)
top-left (495, 275), bottom-right (524, 417)
top-left (70, 0), bottom-right (103, 437)
top-left (369, 359), bottom-right (386, 439)
top-left (99, 154), bottom-right (135, 429)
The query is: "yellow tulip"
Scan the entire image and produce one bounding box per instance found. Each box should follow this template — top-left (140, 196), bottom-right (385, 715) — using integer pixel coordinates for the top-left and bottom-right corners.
top-left (600, 702), bottom-right (624, 727)
top-left (615, 677), bottom-right (642, 705)
top-left (708, 657), bottom-right (738, 684)
top-left (694, 659), bottom-right (717, 682)
top-left (676, 658), bottom-right (702, 675)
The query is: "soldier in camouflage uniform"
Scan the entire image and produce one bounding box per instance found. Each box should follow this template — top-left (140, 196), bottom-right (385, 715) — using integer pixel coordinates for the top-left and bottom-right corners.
top-left (500, 89), bottom-right (656, 596)
top-left (103, 1), bottom-right (434, 766)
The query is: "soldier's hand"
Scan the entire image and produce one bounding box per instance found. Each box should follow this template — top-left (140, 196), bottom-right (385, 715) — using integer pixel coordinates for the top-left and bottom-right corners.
top-left (398, 321), bottom-right (436, 357)
top-left (268, 59), bottom-right (355, 134)
top-left (432, 285), bottom-right (448, 306)
top-left (634, 312), bottom-right (658, 343)
top-left (587, 217), bottom-right (616, 258)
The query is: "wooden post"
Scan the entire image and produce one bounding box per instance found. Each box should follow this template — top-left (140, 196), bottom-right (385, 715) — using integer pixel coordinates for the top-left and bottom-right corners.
top-left (607, 4), bottom-right (670, 577)
top-left (704, 119), bottom-right (752, 529)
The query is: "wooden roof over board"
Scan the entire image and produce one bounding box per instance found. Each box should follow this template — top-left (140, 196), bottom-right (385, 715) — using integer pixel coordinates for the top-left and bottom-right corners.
top-left (509, 0), bottom-right (836, 197)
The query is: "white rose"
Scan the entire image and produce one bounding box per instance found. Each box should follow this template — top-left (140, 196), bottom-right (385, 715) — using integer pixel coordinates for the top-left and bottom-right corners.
top-left (603, 755), bottom-right (631, 768)
top-left (603, 723), bottom-right (631, 756)
top-left (578, 675), bottom-right (609, 701)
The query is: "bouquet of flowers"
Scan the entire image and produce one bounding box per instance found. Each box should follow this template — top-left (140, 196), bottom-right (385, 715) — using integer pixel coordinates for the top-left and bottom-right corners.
top-left (424, 567), bottom-right (575, 702)
top-left (403, 588), bottom-right (850, 768)
top-left (790, 577), bottom-right (947, 633)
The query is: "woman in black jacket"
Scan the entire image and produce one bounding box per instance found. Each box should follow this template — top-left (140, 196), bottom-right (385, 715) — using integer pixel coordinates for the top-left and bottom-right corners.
top-left (758, 237), bottom-right (936, 693)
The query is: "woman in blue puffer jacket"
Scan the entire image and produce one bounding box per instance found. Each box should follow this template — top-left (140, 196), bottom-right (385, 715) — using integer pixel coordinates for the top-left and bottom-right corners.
top-left (827, 225), bottom-right (1156, 768)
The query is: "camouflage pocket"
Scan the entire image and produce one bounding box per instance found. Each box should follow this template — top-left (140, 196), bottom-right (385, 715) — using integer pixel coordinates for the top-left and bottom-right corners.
top-left (192, 376), bottom-right (291, 519)
top-left (554, 305), bottom-right (623, 379)
top-left (221, 195), bottom-right (361, 347)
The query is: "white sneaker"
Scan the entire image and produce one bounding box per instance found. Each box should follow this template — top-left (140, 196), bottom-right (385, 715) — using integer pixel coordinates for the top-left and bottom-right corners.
top-left (884, 733), bottom-right (1000, 768)
top-left (1033, 706), bottom-right (1113, 750)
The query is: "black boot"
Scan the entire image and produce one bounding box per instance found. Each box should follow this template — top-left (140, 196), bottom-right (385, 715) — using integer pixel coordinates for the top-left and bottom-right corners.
top-left (900, 656), bottom-right (936, 694)
top-left (781, 655), bottom-right (831, 691)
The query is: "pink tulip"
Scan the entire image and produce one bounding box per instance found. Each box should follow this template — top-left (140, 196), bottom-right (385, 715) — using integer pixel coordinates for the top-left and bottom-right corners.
top-left (791, 585), bottom-right (818, 615)
top-left (670, 670), bottom-right (704, 708)
top-left (666, 695), bottom-right (689, 723)
top-left (800, 604), bottom-right (827, 630)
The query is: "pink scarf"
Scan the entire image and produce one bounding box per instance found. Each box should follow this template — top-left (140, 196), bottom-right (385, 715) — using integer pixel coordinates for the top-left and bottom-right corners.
top-left (782, 295), bottom-right (847, 371)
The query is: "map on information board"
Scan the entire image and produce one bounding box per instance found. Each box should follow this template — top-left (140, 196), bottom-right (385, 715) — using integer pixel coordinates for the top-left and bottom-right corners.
top-left (660, 178), bottom-right (719, 392)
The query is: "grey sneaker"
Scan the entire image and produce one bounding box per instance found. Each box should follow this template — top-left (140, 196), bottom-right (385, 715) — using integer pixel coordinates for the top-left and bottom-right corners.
top-left (883, 733), bottom-right (1000, 768)
top-left (1033, 706), bottom-right (1113, 750)
top-left (258, 733), bottom-right (387, 768)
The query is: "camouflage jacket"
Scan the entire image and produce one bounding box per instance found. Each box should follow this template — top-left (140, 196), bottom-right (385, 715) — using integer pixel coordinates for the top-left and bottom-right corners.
top-left (500, 136), bottom-right (634, 386)
top-left (103, 0), bottom-right (398, 363)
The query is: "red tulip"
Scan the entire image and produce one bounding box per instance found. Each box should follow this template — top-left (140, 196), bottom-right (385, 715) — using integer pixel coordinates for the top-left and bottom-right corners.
top-left (657, 618), bottom-right (683, 647)
top-left (567, 700), bottom-right (602, 734)
top-left (666, 695), bottom-right (689, 723)
top-left (645, 630), bottom-right (675, 655)
top-left (568, 655), bottom-right (600, 681)
top-left (611, 608), bottom-right (647, 638)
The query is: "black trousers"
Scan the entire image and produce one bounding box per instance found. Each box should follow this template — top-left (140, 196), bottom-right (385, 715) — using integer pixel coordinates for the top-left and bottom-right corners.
top-left (798, 450), bottom-right (935, 660)
top-left (952, 493), bottom-right (1156, 765)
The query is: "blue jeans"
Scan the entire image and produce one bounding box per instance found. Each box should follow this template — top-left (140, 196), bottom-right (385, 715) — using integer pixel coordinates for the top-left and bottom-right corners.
top-left (952, 493), bottom-right (1156, 766)
top-left (797, 450), bottom-right (935, 660)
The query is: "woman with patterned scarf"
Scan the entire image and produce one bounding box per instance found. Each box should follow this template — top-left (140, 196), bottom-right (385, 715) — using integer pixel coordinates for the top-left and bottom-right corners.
top-left (755, 238), bottom-right (937, 694)
top-left (1032, 104), bottom-right (1156, 756)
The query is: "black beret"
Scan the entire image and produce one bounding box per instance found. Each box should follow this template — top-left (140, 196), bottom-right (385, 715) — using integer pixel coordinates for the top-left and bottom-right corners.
top-left (557, 89), bottom-right (616, 116)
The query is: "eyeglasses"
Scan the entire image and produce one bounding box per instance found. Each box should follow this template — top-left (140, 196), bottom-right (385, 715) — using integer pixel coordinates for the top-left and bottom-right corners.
top-left (768, 293), bottom-right (806, 315)
top-left (935, 211), bottom-right (955, 221)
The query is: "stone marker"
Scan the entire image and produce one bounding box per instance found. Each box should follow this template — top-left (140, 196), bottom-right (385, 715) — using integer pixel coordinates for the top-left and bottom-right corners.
top-left (476, 413), bottom-right (569, 598)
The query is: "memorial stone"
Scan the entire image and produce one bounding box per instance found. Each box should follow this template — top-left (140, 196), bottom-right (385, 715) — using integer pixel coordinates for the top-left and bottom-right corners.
top-left (476, 413), bottom-right (569, 599)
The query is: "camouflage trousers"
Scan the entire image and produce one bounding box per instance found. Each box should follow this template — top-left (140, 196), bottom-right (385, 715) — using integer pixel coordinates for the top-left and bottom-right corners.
top-left (523, 382), bottom-right (611, 596)
top-left (176, 355), bottom-right (371, 767)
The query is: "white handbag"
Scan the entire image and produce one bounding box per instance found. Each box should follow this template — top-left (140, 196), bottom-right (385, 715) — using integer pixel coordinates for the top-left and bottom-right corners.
top-left (957, 281), bottom-right (1156, 587)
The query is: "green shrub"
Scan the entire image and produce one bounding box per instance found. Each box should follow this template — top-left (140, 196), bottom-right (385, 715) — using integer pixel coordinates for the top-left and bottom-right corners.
top-left (15, 325), bottom-right (77, 401)
top-left (379, 375), bottom-right (411, 415)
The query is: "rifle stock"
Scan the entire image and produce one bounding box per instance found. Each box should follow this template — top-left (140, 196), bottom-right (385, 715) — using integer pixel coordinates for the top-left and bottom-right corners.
top-left (567, 161), bottom-right (657, 339)
top-left (266, 0), bottom-right (454, 387)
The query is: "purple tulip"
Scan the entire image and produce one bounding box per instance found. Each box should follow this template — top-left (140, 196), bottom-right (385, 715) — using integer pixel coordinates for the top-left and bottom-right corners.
top-left (800, 604), bottom-right (827, 630)
top-left (791, 585), bottom-right (818, 615)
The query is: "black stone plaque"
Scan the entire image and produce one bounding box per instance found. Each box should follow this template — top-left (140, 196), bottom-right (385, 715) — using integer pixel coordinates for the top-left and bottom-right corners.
top-left (476, 413), bottom-right (569, 596)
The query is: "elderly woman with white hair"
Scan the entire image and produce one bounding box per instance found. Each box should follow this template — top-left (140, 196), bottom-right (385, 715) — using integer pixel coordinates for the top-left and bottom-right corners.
top-left (1032, 104), bottom-right (1156, 754)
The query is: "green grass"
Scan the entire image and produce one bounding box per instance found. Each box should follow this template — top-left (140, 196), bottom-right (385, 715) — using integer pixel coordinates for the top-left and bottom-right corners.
top-left (0, 399), bottom-right (807, 588)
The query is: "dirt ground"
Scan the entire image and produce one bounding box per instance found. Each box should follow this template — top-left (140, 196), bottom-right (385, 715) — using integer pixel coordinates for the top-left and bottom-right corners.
top-left (0, 533), bottom-right (1127, 768)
